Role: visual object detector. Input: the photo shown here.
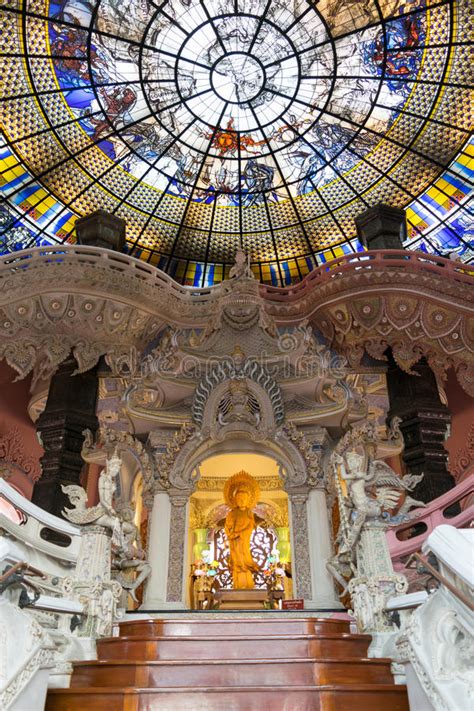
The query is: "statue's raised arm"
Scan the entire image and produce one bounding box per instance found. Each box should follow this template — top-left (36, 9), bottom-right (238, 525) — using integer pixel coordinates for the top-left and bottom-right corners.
top-left (99, 450), bottom-right (121, 516)
top-left (62, 449), bottom-right (122, 544)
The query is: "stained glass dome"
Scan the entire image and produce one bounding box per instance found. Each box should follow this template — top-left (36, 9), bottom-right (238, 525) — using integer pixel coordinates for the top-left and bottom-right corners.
top-left (0, 0), bottom-right (472, 286)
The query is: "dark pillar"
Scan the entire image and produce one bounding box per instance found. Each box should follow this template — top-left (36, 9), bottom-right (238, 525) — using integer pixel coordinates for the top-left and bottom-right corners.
top-left (32, 211), bottom-right (126, 516)
top-left (355, 204), bottom-right (406, 250)
top-left (386, 352), bottom-right (455, 502)
top-left (32, 355), bottom-right (99, 516)
top-left (75, 209), bottom-right (126, 251)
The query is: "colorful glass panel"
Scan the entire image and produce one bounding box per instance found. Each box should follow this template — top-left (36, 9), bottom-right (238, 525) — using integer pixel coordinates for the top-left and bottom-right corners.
top-left (0, 0), bottom-right (472, 284)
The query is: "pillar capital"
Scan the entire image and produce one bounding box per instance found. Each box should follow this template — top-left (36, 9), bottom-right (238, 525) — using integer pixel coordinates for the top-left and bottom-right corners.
top-left (76, 209), bottom-right (126, 252)
top-left (355, 203), bottom-right (406, 250)
top-left (286, 485), bottom-right (310, 502)
top-left (169, 494), bottom-right (191, 508)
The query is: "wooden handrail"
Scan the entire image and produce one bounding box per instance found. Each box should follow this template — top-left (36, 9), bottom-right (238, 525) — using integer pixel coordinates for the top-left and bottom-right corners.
top-left (387, 477), bottom-right (474, 562)
top-left (0, 560), bottom-right (46, 583)
top-left (406, 552), bottom-right (474, 612)
top-left (390, 476), bottom-right (474, 535)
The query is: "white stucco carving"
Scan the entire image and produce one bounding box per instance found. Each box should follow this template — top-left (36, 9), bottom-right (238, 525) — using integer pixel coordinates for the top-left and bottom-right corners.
top-left (325, 421), bottom-right (425, 633)
top-left (388, 526), bottom-right (474, 711)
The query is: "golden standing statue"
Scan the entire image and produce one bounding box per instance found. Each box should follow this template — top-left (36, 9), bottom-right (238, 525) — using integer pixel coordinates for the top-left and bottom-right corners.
top-left (224, 471), bottom-right (260, 589)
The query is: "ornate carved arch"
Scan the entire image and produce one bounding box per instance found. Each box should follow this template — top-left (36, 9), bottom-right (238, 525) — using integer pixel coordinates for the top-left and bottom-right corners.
top-left (192, 359), bottom-right (284, 427)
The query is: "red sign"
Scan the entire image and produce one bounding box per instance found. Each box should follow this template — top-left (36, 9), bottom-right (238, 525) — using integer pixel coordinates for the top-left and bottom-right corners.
top-left (282, 599), bottom-right (304, 610)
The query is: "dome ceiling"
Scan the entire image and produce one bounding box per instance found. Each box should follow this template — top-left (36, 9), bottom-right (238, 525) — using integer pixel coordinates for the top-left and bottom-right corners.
top-left (0, 0), bottom-right (472, 286)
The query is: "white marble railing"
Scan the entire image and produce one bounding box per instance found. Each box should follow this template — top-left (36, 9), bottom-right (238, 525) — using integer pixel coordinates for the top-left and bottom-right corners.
top-left (0, 480), bottom-right (81, 573)
top-left (0, 592), bottom-right (56, 710)
top-left (0, 537), bottom-right (90, 710)
top-left (0, 482), bottom-right (96, 710)
top-left (379, 525), bottom-right (474, 710)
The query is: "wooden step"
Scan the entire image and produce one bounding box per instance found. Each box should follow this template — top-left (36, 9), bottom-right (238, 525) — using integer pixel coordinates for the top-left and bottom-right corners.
top-left (97, 632), bottom-right (371, 661)
top-left (47, 617), bottom-right (408, 710)
top-left (71, 656), bottom-right (394, 688)
top-left (47, 684), bottom-right (409, 711)
top-left (119, 616), bottom-right (351, 638)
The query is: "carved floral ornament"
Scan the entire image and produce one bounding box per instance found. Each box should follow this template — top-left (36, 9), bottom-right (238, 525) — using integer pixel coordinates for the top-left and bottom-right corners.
top-left (449, 421), bottom-right (474, 481)
top-left (312, 290), bottom-right (474, 395)
top-left (0, 289), bottom-right (162, 386)
top-left (148, 422), bottom-right (199, 494)
top-left (197, 476), bottom-right (283, 492)
top-left (0, 335), bottom-right (144, 390)
top-left (278, 422), bottom-right (324, 488)
top-left (0, 426), bottom-right (41, 481)
top-left (0, 247), bottom-right (472, 393)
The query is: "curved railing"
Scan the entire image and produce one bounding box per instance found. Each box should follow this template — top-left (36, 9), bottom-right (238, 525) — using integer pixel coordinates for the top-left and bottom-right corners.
top-left (1, 245), bottom-right (472, 312)
top-left (0, 479), bottom-right (81, 564)
top-left (387, 475), bottom-right (474, 567)
top-left (389, 525), bottom-right (474, 711)
top-left (0, 243), bottom-right (219, 303)
top-left (259, 249), bottom-right (474, 302)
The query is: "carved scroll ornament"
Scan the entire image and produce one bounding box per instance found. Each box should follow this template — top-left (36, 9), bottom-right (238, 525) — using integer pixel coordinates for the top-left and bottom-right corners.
top-left (0, 427), bottom-right (41, 481)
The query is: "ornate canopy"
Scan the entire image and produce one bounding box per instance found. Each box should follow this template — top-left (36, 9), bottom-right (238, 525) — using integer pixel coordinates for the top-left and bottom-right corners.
top-left (0, 1), bottom-right (472, 285)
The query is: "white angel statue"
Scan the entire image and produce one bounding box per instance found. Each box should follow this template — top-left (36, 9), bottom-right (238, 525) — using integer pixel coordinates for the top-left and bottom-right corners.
top-left (113, 505), bottom-right (151, 602)
top-left (61, 450), bottom-right (122, 545)
top-left (327, 449), bottom-right (425, 596)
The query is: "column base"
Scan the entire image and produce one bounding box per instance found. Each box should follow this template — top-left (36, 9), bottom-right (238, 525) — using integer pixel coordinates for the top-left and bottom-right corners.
top-left (139, 600), bottom-right (187, 611)
top-left (304, 597), bottom-right (345, 610)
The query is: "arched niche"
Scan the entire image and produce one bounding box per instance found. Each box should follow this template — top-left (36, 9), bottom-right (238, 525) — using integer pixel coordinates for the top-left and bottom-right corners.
top-left (188, 450), bottom-right (293, 607)
top-left (143, 429), bottom-right (341, 611)
top-left (166, 432), bottom-right (309, 493)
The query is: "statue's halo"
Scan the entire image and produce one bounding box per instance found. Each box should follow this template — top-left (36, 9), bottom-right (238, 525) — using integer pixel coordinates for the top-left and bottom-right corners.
top-left (224, 470), bottom-right (260, 508)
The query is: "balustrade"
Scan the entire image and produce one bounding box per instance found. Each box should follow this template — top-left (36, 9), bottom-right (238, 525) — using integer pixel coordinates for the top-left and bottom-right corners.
top-left (387, 477), bottom-right (474, 568)
top-left (1, 246), bottom-right (471, 313)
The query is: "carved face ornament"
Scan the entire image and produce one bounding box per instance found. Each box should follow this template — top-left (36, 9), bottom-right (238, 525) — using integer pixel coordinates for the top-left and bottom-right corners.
top-left (345, 451), bottom-right (365, 473)
top-left (106, 454), bottom-right (121, 478)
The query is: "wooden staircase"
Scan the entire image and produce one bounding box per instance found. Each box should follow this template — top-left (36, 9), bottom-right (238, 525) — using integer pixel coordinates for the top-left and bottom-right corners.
top-left (46, 617), bottom-right (409, 710)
